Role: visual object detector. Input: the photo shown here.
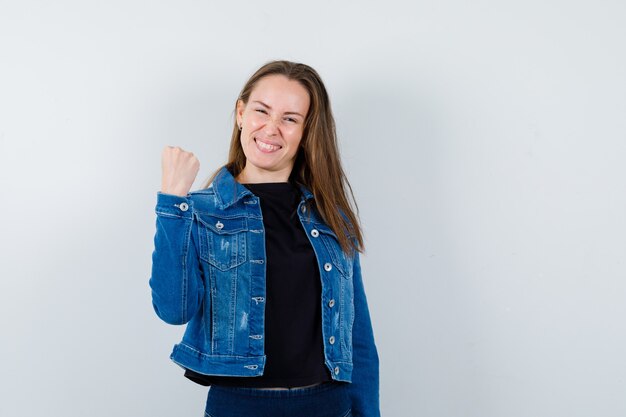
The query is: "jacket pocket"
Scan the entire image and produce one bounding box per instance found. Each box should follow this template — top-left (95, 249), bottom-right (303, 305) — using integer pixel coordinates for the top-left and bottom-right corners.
top-left (196, 213), bottom-right (248, 271)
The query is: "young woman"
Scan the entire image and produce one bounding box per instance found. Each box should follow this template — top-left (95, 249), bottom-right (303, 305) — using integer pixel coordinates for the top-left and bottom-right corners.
top-left (150, 60), bottom-right (379, 417)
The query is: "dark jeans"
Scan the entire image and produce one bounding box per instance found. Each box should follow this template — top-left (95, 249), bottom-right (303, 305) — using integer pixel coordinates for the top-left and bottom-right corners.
top-left (204, 382), bottom-right (352, 417)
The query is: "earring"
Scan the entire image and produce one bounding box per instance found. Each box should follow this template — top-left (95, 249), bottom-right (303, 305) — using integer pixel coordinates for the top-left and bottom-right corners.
top-left (238, 124), bottom-right (242, 130)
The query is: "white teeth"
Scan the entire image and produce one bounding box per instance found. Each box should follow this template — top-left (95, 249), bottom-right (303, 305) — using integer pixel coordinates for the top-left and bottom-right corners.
top-left (256, 138), bottom-right (280, 151)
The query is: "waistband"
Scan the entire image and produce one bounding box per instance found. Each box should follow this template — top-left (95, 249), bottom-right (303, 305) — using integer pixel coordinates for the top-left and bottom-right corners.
top-left (208, 381), bottom-right (347, 398)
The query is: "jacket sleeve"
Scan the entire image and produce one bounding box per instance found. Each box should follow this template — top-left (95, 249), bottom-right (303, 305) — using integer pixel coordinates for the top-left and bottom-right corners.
top-left (347, 250), bottom-right (381, 417)
top-left (149, 191), bottom-right (204, 325)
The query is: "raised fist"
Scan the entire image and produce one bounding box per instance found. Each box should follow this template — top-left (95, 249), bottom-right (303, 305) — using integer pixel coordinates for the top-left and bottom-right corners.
top-left (160, 146), bottom-right (200, 197)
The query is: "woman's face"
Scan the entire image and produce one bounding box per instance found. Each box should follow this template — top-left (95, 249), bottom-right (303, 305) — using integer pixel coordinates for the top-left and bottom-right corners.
top-left (236, 74), bottom-right (310, 181)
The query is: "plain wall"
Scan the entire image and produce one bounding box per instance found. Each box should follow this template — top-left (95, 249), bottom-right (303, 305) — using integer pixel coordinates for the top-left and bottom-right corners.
top-left (1, 1), bottom-right (625, 416)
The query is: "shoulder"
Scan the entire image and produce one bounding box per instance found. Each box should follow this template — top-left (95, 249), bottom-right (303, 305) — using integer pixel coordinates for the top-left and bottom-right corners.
top-left (186, 187), bottom-right (217, 213)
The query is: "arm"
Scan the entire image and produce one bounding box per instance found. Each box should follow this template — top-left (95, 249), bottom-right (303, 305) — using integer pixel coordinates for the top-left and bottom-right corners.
top-left (347, 250), bottom-right (381, 417)
top-left (149, 192), bottom-right (204, 325)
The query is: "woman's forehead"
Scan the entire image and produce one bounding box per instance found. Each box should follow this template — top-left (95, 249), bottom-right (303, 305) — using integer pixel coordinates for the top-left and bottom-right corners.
top-left (249, 75), bottom-right (310, 111)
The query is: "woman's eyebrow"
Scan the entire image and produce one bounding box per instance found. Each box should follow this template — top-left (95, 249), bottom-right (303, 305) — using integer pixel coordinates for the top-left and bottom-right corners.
top-left (253, 100), bottom-right (304, 117)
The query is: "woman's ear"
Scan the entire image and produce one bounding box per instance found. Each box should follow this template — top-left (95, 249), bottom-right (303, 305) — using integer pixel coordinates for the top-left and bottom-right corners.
top-left (236, 99), bottom-right (245, 126)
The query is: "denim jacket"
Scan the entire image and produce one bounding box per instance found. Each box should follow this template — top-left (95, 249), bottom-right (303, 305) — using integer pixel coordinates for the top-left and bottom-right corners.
top-left (149, 166), bottom-right (380, 416)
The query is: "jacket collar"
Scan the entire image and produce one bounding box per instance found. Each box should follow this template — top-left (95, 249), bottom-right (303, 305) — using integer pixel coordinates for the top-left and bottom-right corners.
top-left (211, 165), bottom-right (314, 209)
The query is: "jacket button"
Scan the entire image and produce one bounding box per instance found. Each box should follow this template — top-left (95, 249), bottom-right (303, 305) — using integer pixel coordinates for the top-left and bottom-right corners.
top-left (179, 202), bottom-right (189, 212)
top-left (215, 221), bottom-right (224, 230)
top-left (334, 366), bottom-right (340, 375)
top-left (324, 262), bottom-right (332, 272)
top-left (301, 205), bottom-right (307, 213)
top-left (329, 336), bottom-right (335, 344)
top-left (311, 229), bottom-right (319, 237)
top-left (328, 299), bottom-right (335, 308)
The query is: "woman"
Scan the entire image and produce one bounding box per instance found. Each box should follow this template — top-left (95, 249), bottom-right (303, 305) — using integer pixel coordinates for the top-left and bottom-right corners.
top-left (150, 60), bottom-right (379, 417)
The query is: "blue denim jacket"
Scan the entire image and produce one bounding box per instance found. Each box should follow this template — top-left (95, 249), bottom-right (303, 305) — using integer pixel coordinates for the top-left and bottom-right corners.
top-left (149, 166), bottom-right (380, 416)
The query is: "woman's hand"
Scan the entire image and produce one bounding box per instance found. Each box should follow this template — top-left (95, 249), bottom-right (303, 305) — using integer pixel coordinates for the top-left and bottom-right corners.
top-left (160, 145), bottom-right (200, 197)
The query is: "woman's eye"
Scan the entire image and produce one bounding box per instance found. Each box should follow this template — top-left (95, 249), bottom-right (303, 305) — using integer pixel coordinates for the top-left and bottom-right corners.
top-left (255, 109), bottom-right (267, 114)
top-left (285, 118), bottom-right (297, 123)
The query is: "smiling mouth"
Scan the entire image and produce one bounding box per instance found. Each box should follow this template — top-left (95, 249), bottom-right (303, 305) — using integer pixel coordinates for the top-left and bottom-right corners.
top-left (254, 137), bottom-right (282, 153)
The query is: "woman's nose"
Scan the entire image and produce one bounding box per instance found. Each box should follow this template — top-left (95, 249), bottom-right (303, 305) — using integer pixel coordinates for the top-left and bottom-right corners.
top-left (264, 117), bottom-right (280, 135)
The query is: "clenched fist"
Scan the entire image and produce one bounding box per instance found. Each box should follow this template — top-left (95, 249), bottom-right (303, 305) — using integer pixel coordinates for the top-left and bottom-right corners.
top-left (160, 146), bottom-right (200, 197)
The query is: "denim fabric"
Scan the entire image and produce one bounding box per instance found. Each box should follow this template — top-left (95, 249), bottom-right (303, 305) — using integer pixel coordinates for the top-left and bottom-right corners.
top-left (149, 166), bottom-right (380, 417)
top-left (204, 382), bottom-right (352, 417)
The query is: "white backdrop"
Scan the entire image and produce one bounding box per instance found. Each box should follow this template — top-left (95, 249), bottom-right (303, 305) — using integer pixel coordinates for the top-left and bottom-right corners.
top-left (1, 1), bottom-right (625, 416)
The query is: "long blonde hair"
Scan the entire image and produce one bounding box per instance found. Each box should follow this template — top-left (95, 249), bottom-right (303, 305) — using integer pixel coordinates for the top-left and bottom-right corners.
top-left (201, 60), bottom-right (364, 256)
